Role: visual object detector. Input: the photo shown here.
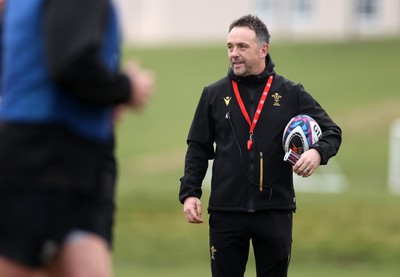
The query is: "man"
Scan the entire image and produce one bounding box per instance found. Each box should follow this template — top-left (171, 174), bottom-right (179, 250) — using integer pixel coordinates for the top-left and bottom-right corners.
top-left (179, 15), bottom-right (341, 276)
top-left (0, 0), bottom-right (153, 276)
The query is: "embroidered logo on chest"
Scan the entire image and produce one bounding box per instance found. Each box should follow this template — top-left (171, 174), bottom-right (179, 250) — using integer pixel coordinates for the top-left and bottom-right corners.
top-left (223, 96), bottom-right (232, 106)
top-left (271, 92), bottom-right (282, 106)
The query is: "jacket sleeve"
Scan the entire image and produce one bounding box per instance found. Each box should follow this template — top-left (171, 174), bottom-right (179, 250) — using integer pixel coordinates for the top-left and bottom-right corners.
top-left (44, 0), bottom-right (131, 105)
top-left (179, 88), bottom-right (215, 204)
top-left (297, 84), bottom-right (342, 165)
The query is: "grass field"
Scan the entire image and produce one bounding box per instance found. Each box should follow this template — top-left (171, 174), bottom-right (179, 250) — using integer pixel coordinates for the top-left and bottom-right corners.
top-left (112, 38), bottom-right (400, 276)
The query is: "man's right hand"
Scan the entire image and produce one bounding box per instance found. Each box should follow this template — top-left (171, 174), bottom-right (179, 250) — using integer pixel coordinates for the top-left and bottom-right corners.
top-left (183, 197), bottom-right (203, 224)
top-left (124, 61), bottom-right (154, 109)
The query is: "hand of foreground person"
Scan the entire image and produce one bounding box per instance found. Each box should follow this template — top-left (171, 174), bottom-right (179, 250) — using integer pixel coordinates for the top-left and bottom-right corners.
top-left (293, 148), bottom-right (321, 177)
top-left (183, 197), bottom-right (203, 224)
top-left (124, 61), bottom-right (154, 109)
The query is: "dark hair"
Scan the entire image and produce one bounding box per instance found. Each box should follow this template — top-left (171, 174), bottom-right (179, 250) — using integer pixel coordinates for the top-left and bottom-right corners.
top-left (229, 14), bottom-right (270, 45)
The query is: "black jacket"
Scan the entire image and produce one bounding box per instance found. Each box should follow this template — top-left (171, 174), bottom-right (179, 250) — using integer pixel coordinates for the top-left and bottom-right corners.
top-left (179, 54), bottom-right (342, 212)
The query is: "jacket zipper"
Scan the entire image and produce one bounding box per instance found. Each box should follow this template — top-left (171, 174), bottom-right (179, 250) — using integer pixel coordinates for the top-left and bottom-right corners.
top-left (248, 86), bottom-right (256, 212)
top-left (248, 150), bottom-right (255, 212)
top-left (260, 151), bottom-right (263, 192)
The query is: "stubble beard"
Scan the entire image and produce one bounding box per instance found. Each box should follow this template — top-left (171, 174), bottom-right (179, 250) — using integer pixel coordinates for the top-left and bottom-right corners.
top-left (231, 62), bottom-right (248, 77)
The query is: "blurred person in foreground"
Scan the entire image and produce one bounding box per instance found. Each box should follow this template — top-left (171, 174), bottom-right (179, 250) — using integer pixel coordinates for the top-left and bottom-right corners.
top-left (179, 14), bottom-right (341, 277)
top-left (0, 0), bottom-right (153, 276)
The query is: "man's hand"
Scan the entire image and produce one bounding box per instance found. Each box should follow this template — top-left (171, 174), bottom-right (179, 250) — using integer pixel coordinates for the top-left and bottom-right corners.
top-left (183, 197), bottom-right (203, 224)
top-left (124, 61), bottom-right (154, 109)
top-left (293, 148), bottom-right (321, 177)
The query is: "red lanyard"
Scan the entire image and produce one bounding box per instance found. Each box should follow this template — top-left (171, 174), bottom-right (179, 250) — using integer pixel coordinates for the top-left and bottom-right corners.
top-left (232, 75), bottom-right (273, 151)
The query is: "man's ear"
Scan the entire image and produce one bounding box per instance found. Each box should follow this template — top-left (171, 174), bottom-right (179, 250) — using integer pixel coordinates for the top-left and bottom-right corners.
top-left (260, 43), bottom-right (269, 59)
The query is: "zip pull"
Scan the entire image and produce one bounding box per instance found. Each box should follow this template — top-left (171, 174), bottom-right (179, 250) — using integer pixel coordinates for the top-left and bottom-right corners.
top-left (260, 152), bottom-right (263, 192)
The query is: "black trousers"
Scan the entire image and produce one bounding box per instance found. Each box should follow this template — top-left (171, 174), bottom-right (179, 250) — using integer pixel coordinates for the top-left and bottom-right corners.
top-left (209, 211), bottom-right (293, 277)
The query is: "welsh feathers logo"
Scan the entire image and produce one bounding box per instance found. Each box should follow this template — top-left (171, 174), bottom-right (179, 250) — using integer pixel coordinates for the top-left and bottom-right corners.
top-left (271, 92), bottom-right (282, 106)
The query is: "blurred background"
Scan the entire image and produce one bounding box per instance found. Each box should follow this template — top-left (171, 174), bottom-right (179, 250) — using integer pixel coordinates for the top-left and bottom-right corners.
top-left (112, 0), bottom-right (400, 276)
top-left (115, 0), bottom-right (400, 45)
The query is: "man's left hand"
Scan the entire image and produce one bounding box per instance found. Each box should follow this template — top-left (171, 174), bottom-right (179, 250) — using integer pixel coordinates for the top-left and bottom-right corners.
top-left (293, 148), bottom-right (321, 177)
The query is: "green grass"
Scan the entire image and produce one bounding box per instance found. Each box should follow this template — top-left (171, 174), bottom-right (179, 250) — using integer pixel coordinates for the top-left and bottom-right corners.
top-left (112, 38), bottom-right (400, 276)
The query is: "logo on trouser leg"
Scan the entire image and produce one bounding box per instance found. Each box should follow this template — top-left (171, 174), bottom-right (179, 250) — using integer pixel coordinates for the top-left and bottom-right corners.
top-left (210, 245), bottom-right (217, 260)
